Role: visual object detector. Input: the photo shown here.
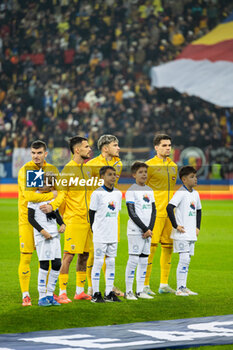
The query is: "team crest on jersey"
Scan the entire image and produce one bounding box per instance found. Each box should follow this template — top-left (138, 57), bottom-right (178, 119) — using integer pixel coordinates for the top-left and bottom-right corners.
top-left (143, 194), bottom-right (150, 203)
top-left (96, 248), bottom-right (102, 256)
top-left (190, 202), bottom-right (195, 210)
top-left (108, 201), bottom-right (116, 210)
top-left (171, 167), bottom-right (176, 174)
top-left (116, 164), bottom-right (121, 173)
top-left (71, 245), bottom-right (75, 250)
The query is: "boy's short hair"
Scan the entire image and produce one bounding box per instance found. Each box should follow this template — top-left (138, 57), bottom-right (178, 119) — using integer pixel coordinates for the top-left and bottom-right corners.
top-left (179, 166), bottom-right (197, 180)
top-left (31, 140), bottom-right (47, 150)
top-left (69, 136), bottom-right (88, 154)
top-left (99, 166), bottom-right (116, 177)
top-left (153, 134), bottom-right (171, 146)
top-left (131, 161), bottom-right (148, 174)
top-left (97, 135), bottom-right (119, 150)
top-left (43, 172), bottom-right (56, 186)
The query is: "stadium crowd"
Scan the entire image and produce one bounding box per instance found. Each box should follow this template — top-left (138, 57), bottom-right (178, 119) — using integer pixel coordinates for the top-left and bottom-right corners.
top-left (0, 0), bottom-right (233, 152)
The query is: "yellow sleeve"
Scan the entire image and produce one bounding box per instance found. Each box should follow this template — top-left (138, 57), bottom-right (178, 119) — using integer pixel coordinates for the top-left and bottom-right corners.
top-left (18, 167), bottom-right (54, 202)
top-left (146, 160), bottom-right (153, 184)
top-left (50, 165), bottom-right (68, 210)
top-left (50, 190), bottom-right (67, 211)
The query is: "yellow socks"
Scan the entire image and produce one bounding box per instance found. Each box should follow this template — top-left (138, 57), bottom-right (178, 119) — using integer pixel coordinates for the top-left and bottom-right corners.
top-left (160, 245), bottom-right (173, 284)
top-left (144, 244), bottom-right (157, 286)
top-left (18, 253), bottom-right (32, 294)
top-left (59, 273), bottom-right (69, 294)
top-left (86, 248), bottom-right (94, 288)
top-left (76, 271), bottom-right (86, 294)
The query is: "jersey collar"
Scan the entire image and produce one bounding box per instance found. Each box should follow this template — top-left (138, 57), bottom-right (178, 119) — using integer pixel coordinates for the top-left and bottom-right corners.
top-left (183, 184), bottom-right (193, 192)
top-left (102, 185), bottom-right (114, 192)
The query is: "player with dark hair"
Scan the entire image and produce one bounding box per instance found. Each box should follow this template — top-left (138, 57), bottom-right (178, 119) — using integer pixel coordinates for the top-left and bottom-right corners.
top-left (143, 134), bottom-right (178, 296)
top-left (28, 172), bottom-right (65, 306)
top-left (86, 134), bottom-right (123, 296)
top-left (125, 161), bottom-right (156, 300)
top-left (18, 140), bottom-right (58, 306)
top-left (167, 166), bottom-right (202, 296)
top-left (89, 166), bottom-right (122, 303)
top-left (40, 136), bottom-right (93, 303)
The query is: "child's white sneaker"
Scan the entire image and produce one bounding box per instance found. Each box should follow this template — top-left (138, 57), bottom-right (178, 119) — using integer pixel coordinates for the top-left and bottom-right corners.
top-left (125, 291), bottom-right (138, 300)
top-left (136, 292), bottom-right (154, 299)
top-left (184, 288), bottom-right (198, 295)
top-left (175, 287), bottom-right (189, 296)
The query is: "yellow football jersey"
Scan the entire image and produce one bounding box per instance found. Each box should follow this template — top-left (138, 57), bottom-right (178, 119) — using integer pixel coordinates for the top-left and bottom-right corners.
top-left (146, 156), bottom-right (177, 217)
top-left (18, 160), bottom-right (58, 226)
top-left (50, 160), bottom-right (92, 224)
top-left (87, 154), bottom-right (122, 187)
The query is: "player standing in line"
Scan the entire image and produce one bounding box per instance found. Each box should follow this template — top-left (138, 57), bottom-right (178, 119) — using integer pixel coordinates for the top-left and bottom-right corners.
top-left (167, 166), bottom-right (202, 296)
top-left (40, 136), bottom-right (92, 303)
top-left (125, 162), bottom-right (156, 300)
top-left (89, 166), bottom-right (122, 303)
top-left (86, 135), bottom-right (123, 296)
top-left (28, 172), bottom-right (65, 306)
top-left (18, 140), bottom-right (58, 306)
top-left (144, 134), bottom-right (178, 295)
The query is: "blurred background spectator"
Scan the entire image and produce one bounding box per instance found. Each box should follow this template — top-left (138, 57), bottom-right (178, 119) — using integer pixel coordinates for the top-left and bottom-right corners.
top-left (0, 0), bottom-right (232, 155)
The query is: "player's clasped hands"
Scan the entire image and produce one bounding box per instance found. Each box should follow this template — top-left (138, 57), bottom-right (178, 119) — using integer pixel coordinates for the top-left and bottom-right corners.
top-left (177, 225), bottom-right (185, 233)
top-left (59, 224), bottom-right (66, 233)
top-left (41, 229), bottom-right (52, 240)
top-left (142, 229), bottom-right (153, 239)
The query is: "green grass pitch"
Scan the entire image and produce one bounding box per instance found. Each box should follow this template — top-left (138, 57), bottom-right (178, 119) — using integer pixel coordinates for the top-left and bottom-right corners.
top-left (0, 198), bottom-right (233, 350)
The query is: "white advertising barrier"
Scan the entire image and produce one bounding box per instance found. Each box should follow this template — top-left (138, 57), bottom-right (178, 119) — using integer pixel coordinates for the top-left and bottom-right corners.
top-left (0, 315), bottom-right (233, 349)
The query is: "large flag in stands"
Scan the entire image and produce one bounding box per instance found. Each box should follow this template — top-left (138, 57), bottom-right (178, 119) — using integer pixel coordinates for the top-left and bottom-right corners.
top-left (151, 12), bottom-right (233, 107)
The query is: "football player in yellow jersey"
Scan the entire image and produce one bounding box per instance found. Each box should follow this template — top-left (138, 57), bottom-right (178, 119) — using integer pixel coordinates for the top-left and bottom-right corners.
top-left (40, 136), bottom-right (93, 303)
top-left (143, 134), bottom-right (178, 295)
top-left (18, 140), bottom-right (58, 306)
top-left (86, 135), bottom-right (123, 296)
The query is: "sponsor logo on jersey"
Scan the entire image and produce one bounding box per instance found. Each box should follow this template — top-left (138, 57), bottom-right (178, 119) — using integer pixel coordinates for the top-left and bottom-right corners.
top-left (108, 201), bottom-right (116, 210)
top-left (26, 169), bottom-right (44, 187)
top-left (189, 211), bottom-right (196, 216)
top-left (23, 271), bottom-right (29, 275)
top-left (143, 194), bottom-right (150, 203)
top-left (190, 202), bottom-right (195, 210)
top-left (142, 194), bottom-right (151, 209)
top-left (106, 212), bottom-right (117, 217)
